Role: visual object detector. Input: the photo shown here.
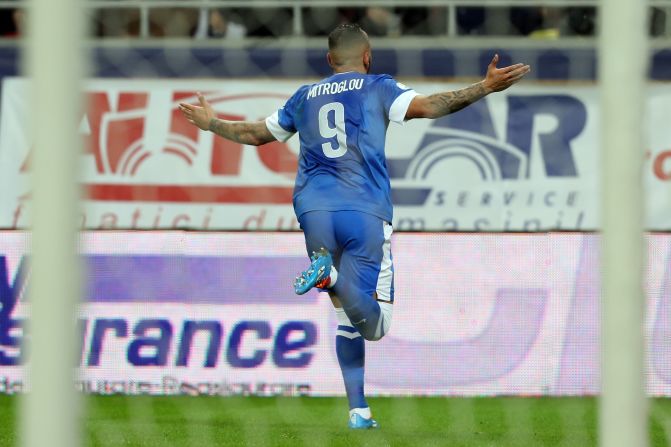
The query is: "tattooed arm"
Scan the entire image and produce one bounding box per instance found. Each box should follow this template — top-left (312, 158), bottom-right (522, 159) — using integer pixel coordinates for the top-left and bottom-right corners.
top-left (405, 54), bottom-right (531, 120)
top-left (412, 81), bottom-right (490, 118)
top-left (178, 93), bottom-right (276, 146)
top-left (206, 118), bottom-right (275, 146)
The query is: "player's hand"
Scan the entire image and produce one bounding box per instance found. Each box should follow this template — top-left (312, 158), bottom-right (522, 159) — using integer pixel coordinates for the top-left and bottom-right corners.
top-left (482, 54), bottom-right (531, 93)
top-left (178, 93), bottom-right (214, 131)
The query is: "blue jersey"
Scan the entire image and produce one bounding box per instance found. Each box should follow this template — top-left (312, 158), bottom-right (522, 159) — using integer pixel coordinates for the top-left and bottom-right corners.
top-left (265, 72), bottom-right (417, 222)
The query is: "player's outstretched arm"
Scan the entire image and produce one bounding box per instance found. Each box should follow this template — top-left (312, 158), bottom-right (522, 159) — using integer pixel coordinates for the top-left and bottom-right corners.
top-left (178, 93), bottom-right (277, 146)
top-left (405, 54), bottom-right (531, 120)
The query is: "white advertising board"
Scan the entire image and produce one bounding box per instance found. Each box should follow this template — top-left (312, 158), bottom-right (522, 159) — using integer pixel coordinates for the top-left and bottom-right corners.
top-left (1, 78), bottom-right (669, 230)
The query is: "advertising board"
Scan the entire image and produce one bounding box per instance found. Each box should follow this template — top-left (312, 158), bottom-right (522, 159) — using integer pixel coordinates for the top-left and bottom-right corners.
top-left (1, 79), bottom-right (669, 230)
top-left (1, 232), bottom-right (670, 396)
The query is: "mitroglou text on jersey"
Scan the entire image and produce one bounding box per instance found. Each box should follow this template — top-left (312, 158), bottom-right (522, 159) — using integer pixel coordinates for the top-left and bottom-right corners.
top-left (306, 79), bottom-right (364, 99)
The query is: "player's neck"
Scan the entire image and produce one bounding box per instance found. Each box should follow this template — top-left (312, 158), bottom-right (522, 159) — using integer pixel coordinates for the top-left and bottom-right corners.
top-left (333, 65), bottom-right (367, 75)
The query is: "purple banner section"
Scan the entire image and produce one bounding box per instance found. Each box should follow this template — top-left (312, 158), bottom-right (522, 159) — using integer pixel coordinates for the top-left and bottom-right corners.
top-left (85, 255), bottom-right (315, 304)
top-left (652, 247), bottom-right (671, 383)
top-left (367, 288), bottom-right (548, 388)
top-left (556, 236), bottom-right (600, 394)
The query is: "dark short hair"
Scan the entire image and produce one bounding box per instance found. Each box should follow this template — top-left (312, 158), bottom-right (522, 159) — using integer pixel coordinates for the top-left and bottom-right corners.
top-left (328, 23), bottom-right (369, 51)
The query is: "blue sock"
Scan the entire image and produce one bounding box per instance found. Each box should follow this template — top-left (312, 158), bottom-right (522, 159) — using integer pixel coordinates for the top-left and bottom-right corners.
top-left (331, 273), bottom-right (389, 341)
top-left (335, 308), bottom-right (368, 410)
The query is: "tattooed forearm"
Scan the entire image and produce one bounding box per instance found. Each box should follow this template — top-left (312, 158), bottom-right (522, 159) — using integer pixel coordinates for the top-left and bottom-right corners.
top-left (208, 118), bottom-right (275, 146)
top-left (425, 81), bottom-right (489, 118)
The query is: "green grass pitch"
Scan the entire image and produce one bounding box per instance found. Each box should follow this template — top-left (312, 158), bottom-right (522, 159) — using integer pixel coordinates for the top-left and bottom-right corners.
top-left (0, 395), bottom-right (670, 446)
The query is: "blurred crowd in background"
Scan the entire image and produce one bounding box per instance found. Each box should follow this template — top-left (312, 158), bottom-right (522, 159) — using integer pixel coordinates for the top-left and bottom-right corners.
top-left (0, 4), bottom-right (668, 39)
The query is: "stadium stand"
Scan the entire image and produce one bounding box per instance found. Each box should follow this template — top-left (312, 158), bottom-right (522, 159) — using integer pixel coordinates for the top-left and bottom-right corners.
top-left (0, 1), bottom-right (667, 82)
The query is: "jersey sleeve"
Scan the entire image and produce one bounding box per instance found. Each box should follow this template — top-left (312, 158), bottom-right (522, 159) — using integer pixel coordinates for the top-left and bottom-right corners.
top-left (265, 86), bottom-right (308, 142)
top-left (377, 77), bottom-right (419, 124)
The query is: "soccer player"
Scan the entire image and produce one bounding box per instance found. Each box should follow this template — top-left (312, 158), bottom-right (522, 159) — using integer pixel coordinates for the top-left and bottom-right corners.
top-left (179, 23), bottom-right (530, 429)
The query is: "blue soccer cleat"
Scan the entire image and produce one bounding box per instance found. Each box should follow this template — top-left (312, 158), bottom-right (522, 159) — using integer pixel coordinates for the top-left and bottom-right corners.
top-left (348, 413), bottom-right (379, 429)
top-left (293, 247), bottom-right (333, 295)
